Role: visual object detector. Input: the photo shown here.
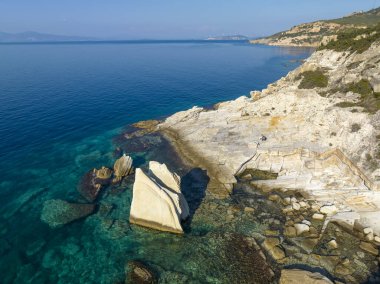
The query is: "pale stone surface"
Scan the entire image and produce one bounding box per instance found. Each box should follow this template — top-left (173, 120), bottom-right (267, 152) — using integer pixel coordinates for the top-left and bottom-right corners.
top-left (149, 161), bottom-right (189, 220)
top-left (312, 213), bottom-right (325, 220)
top-left (113, 154), bottom-right (133, 180)
top-left (294, 223), bottom-right (310, 235)
top-left (320, 205), bottom-right (338, 216)
top-left (327, 239), bottom-right (338, 250)
top-left (129, 162), bottom-right (189, 234)
top-left (279, 269), bottom-right (334, 284)
top-left (130, 168), bottom-right (183, 233)
top-left (158, 44), bottom-right (380, 235)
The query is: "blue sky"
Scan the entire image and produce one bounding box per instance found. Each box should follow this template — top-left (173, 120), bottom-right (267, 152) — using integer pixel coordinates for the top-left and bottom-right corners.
top-left (0, 0), bottom-right (378, 39)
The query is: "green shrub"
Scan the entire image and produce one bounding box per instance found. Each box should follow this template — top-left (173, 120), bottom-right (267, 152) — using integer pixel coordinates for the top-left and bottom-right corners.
top-left (319, 23), bottom-right (380, 54)
top-left (348, 79), bottom-right (373, 97)
top-left (298, 70), bottom-right (329, 89)
top-left (351, 123), bottom-right (361, 132)
top-left (335, 101), bottom-right (357, 108)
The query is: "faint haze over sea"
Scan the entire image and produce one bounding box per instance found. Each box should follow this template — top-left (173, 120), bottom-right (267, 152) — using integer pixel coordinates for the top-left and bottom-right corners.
top-left (0, 0), bottom-right (378, 39)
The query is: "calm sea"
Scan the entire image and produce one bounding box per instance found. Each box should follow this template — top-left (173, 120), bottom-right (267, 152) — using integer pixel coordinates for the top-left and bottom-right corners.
top-left (0, 41), bottom-right (312, 283)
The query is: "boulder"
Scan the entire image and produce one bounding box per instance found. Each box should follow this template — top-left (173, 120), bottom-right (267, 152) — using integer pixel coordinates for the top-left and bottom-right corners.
top-left (295, 223), bottom-right (310, 235)
top-left (320, 205), bottom-right (338, 215)
top-left (78, 169), bottom-right (103, 202)
top-left (125, 260), bottom-right (157, 284)
top-left (279, 269), bottom-right (334, 284)
top-left (95, 166), bottom-right (113, 180)
top-left (113, 154), bottom-right (133, 182)
top-left (41, 199), bottom-right (95, 228)
top-left (148, 161), bottom-right (189, 220)
top-left (129, 167), bottom-right (187, 234)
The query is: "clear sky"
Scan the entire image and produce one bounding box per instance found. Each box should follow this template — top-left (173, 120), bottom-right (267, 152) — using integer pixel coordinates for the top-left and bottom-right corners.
top-left (0, 0), bottom-right (379, 39)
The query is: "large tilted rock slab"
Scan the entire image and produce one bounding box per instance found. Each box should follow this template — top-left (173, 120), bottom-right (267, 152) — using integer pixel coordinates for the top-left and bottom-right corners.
top-left (41, 199), bottom-right (95, 228)
top-left (129, 163), bottom-right (189, 234)
top-left (279, 269), bottom-right (334, 284)
top-left (149, 161), bottom-right (189, 220)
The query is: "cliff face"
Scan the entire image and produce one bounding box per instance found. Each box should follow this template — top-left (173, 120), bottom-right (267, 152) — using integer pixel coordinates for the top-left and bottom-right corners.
top-left (158, 41), bottom-right (380, 235)
top-left (250, 7), bottom-right (380, 47)
top-left (250, 21), bottom-right (349, 47)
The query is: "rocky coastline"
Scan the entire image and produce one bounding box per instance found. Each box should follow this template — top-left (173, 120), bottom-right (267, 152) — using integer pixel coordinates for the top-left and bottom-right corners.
top-left (143, 41), bottom-right (380, 282)
top-left (37, 39), bottom-right (380, 283)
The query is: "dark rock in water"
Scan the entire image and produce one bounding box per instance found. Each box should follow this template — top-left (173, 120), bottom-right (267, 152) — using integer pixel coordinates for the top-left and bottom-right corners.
top-left (41, 199), bottom-right (95, 228)
top-left (125, 260), bottom-right (157, 284)
top-left (78, 168), bottom-right (112, 202)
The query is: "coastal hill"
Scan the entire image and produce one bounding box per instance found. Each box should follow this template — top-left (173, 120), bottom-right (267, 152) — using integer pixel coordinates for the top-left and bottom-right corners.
top-left (250, 7), bottom-right (380, 47)
top-left (206, 35), bottom-right (249, 41)
top-left (0, 31), bottom-right (93, 43)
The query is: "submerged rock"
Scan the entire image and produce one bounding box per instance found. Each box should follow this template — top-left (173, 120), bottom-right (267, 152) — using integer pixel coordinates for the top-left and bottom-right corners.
top-left (125, 260), bottom-right (157, 284)
top-left (129, 162), bottom-right (189, 234)
top-left (78, 169), bottom-right (103, 202)
top-left (41, 199), bottom-right (95, 228)
top-left (113, 154), bottom-right (133, 182)
top-left (279, 269), bottom-right (334, 284)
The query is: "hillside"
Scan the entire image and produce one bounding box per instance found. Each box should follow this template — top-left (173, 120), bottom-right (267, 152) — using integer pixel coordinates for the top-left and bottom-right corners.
top-left (250, 7), bottom-right (380, 47)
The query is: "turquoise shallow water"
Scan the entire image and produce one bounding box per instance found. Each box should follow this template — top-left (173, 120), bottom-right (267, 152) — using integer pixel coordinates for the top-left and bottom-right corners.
top-left (0, 41), bottom-right (312, 283)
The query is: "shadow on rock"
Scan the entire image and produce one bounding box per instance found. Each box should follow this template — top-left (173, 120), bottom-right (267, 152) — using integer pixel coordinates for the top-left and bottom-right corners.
top-left (180, 168), bottom-right (209, 231)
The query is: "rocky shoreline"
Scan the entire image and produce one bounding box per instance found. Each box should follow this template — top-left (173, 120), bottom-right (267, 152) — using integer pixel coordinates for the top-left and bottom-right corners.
top-left (140, 41), bottom-right (380, 282)
top-left (37, 41), bottom-right (380, 282)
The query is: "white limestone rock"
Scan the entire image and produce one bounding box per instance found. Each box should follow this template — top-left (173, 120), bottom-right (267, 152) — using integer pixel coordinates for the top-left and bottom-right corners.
top-left (320, 205), bottom-right (338, 216)
top-left (148, 161), bottom-right (190, 220)
top-left (130, 168), bottom-right (184, 234)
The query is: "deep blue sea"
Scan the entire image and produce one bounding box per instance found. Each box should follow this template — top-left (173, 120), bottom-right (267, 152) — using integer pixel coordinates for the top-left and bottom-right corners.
top-left (0, 41), bottom-right (312, 283)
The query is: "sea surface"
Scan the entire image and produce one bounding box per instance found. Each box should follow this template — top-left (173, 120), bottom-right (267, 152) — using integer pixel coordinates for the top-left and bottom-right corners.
top-left (0, 41), bottom-right (312, 283)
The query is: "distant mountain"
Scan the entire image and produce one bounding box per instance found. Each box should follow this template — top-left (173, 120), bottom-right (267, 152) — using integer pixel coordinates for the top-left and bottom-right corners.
top-left (206, 35), bottom-right (249, 41)
top-left (250, 7), bottom-right (380, 47)
top-left (0, 31), bottom-right (95, 43)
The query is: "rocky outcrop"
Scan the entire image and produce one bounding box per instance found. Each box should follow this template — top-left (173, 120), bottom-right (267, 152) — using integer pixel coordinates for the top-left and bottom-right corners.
top-left (279, 269), bottom-right (334, 284)
top-left (158, 41), bottom-right (380, 239)
top-left (250, 21), bottom-right (348, 47)
top-left (129, 162), bottom-right (189, 234)
top-left (41, 199), bottom-right (95, 228)
top-left (149, 161), bottom-right (189, 220)
top-left (113, 154), bottom-right (133, 182)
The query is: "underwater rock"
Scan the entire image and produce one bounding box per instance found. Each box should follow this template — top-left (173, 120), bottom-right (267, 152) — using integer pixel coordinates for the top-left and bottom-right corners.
top-left (279, 269), bottom-right (334, 284)
top-left (78, 169), bottom-right (102, 202)
top-left (113, 154), bottom-right (133, 182)
top-left (125, 260), bottom-right (157, 284)
top-left (149, 161), bottom-right (189, 220)
top-left (129, 168), bottom-right (184, 234)
top-left (41, 199), bottom-right (95, 228)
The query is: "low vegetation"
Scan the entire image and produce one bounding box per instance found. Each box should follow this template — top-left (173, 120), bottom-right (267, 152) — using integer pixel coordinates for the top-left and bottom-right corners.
top-left (297, 70), bottom-right (329, 89)
top-left (334, 79), bottom-right (380, 113)
top-left (319, 23), bottom-right (380, 53)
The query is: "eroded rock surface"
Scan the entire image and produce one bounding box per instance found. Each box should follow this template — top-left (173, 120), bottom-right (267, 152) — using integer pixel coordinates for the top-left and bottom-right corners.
top-left (113, 154), bottom-right (133, 183)
top-left (129, 162), bottom-right (189, 234)
top-left (158, 42), bottom-right (380, 238)
top-left (279, 269), bottom-right (334, 284)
